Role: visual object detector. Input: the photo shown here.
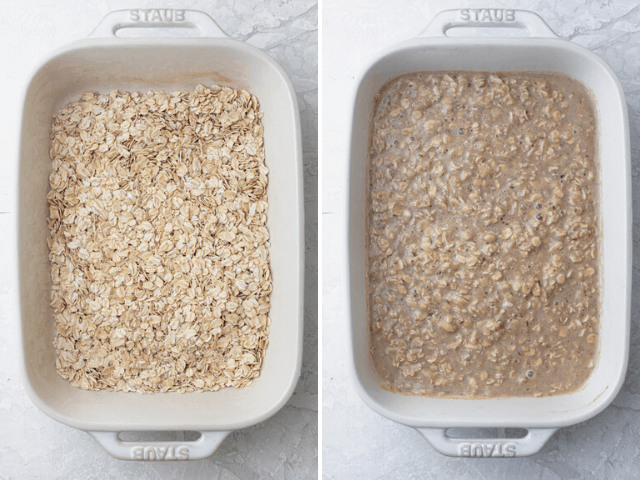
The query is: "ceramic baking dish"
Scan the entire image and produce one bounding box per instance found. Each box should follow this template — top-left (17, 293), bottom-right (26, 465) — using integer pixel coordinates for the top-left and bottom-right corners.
top-left (347, 9), bottom-right (630, 457)
top-left (17, 9), bottom-right (303, 461)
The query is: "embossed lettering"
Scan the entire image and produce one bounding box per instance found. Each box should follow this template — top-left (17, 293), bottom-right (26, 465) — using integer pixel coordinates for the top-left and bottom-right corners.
top-left (482, 444), bottom-right (495, 456)
top-left (131, 445), bottom-right (191, 460)
top-left (145, 447), bottom-right (157, 460)
top-left (165, 446), bottom-right (177, 460)
top-left (459, 443), bottom-right (470, 456)
top-left (460, 9), bottom-right (516, 23)
top-left (155, 446), bottom-right (167, 460)
top-left (471, 444), bottom-right (484, 456)
top-left (132, 447), bottom-right (144, 460)
top-left (458, 442), bottom-right (517, 457)
top-left (128, 9), bottom-right (187, 23)
top-left (177, 446), bottom-right (189, 460)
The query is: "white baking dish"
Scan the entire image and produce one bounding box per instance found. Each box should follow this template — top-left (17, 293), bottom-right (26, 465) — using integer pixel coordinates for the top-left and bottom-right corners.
top-left (17, 9), bottom-right (303, 461)
top-left (347, 9), bottom-right (630, 457)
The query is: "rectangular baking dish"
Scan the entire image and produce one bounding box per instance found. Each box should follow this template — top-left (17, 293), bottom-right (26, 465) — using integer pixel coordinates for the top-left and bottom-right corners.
top-left (17, 9), bottom-right (303, 461)
top-left (347, 8), bottom-right (630, 457)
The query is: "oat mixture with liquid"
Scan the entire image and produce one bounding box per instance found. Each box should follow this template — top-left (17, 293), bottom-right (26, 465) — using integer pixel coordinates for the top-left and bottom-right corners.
top-left (367, 72), bottom-right (599, 397)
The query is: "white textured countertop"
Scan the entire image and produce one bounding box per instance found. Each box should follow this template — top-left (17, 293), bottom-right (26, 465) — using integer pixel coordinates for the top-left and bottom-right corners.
top-left (0, 1), bottom-right (317, 478)
top-left (322, 0), bottom-right (640, 478)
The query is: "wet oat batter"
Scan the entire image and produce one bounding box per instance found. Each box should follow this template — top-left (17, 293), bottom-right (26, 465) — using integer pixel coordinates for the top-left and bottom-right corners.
top-left (367, 72), bottom-right (599, 397)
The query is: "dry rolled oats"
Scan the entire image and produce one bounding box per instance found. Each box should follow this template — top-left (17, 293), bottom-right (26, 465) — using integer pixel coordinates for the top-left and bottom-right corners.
top-left (48, 85), bottom-right (271, 394)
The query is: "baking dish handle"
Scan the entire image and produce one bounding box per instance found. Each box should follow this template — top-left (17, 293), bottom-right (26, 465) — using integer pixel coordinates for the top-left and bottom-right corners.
top-left (417, 427), bottom-right (558, 457)
top-left (88, 9), bottom-right (229, 38)
top-left (420, 9), bottom-right (558, 38)
top-left (88, 430), bottom-right (231, 461)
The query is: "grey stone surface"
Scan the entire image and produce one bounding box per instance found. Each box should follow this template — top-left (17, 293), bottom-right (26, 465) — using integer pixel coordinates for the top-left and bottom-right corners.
top-left (322, 1), bottom-right (640, 478)
top-left (0, 1), bottom-right (317, 478)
